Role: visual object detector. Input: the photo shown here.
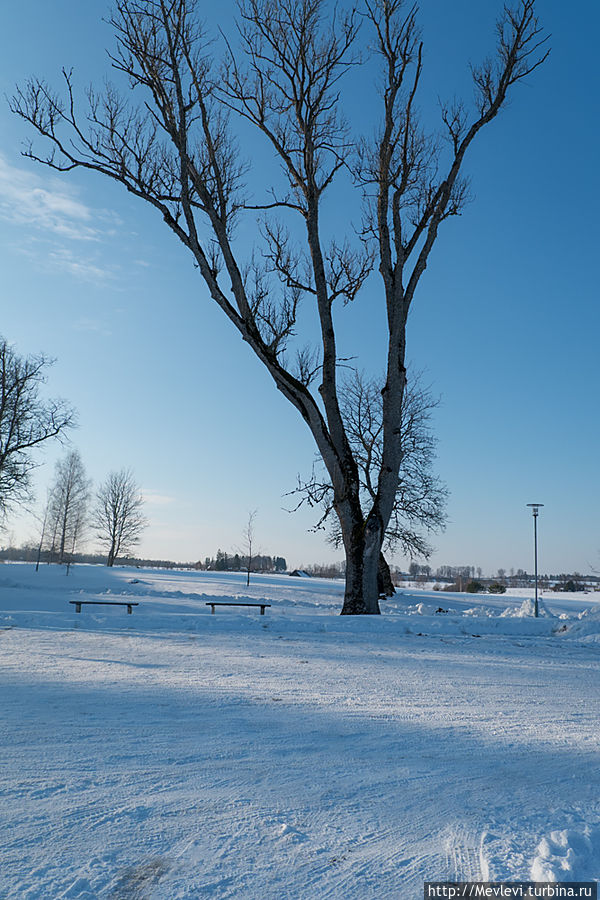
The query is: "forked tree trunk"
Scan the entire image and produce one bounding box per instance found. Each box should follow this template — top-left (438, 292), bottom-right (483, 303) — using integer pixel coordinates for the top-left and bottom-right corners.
top-left (340, 514), bottom-right (382, 615)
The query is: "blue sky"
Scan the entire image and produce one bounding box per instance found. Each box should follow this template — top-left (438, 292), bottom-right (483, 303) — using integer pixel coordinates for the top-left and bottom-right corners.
top-left (1, 1), bottom-right (598, 574)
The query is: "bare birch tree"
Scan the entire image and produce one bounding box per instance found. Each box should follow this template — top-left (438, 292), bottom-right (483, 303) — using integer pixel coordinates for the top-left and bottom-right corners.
top-left (93, 469), bottom-right (147, 566)
top-left (46, 450), bottom-right (90, 564)
top-left (34, 488), bottom-right (52, 571)
top-left (11, 0), bottom-right (548, 613)
top-left (64, 503), bottom-right (86, 576)
top-left (0, 336), bottom-right (74, 519)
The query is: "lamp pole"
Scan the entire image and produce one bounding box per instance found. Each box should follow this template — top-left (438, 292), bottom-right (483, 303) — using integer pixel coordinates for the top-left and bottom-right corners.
top-left (526, 503), bottom-right (544, 617)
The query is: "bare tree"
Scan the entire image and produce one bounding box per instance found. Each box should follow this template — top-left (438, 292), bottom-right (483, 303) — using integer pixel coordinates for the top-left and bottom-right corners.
top-left (34, 488), bottom-right (52, 572)
top-left (242, 509), bottom-right (257, 586)
top-left (0, 336), bottom-right (74, 519)
top-left (64, 502), bottom-right (86, 576)
top-left (292, 370), bottom-right (448, 595)
top-left (46, 450), bottom-right (90, 564)
top-left (11, 0), bottom-right (548, 613)
top-left (93, 469), bottom-right (147, 566)
top-left (303, 372), bottom-right (448, 551)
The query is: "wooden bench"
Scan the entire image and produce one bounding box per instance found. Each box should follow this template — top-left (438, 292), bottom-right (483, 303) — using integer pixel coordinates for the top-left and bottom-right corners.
top-left (70, 600), bottom-right (139, 614)
top-left (206, 601), bottom-right (271, 616)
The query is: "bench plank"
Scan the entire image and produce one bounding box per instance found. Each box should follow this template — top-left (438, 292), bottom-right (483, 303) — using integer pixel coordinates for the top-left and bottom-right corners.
top-left (69, 601), bottom-right (139, 614)
top-left (206, 601), bottom-right (271, 615)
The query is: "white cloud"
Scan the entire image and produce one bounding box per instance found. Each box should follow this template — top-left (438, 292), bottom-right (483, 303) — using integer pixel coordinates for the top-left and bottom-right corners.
top-left (47, 247), bottom-right (112, 282)
top-left (142, 490), bottom-right (176, 507)
top-left (0, 154), bottom-right (100, 241)
top-left (0, 154), bottom-right (125, 283)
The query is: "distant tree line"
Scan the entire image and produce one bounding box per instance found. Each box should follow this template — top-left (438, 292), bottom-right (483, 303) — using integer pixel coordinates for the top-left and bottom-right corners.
top-left (199, 550), bottom-right (287, 574)
top-left (0, 546), bottom-right (179, 570)
top-left (301, 562), bottom-right (346, 579)
top-left (403, 564), bottom-right (599, 591)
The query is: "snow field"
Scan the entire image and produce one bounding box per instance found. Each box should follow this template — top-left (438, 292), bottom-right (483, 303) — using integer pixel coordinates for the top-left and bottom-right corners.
top-left (1, 564), bottom-right (599, 898)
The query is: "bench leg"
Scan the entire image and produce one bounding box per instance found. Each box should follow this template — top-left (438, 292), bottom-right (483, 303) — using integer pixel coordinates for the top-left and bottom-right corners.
top-left (210, 605), bottom-right (215, 614)
top-left (75, 603), bottom-right (81, 613)
top-left (127, 605), bottom-right (132, 614)
top-left (260, 606), bottom-right (265, 615)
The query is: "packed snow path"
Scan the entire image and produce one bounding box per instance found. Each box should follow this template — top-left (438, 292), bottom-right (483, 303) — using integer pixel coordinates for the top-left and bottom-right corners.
top-left (1, 565), bottom-right (599, 898)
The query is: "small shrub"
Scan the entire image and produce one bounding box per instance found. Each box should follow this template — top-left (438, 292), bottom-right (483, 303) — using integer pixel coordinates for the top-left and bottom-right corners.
top-left (554, 579), bottom-right (584, 593)
top-left (465, 580), bottom-right (485, 594)
top-left (488, 582), bottom-right (507, 594)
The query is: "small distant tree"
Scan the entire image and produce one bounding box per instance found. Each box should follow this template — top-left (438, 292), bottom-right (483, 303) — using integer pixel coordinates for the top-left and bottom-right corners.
top-left (215, 549), bottom-right (228, 571)
top-left (93, 469), bottom-right (147, 566)
top-left (0, 336), bottom-right (74, 519)
top-left (242, 510), bottom-right (257, 586)
top-left (47, 450), bottom-right (91, 564)
top-left (34, 488), bottom-right (52, 571)
top-left (554, 575), bottom-right (584, 593)
top-left (65, 503), bottom-right (86, 575)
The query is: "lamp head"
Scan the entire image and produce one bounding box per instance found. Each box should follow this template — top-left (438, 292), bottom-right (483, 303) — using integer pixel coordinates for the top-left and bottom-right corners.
top-left (526, 503), bottom-right (544, 516)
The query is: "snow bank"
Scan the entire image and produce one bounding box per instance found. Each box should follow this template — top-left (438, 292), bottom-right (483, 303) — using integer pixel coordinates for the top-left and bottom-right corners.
top-left (531, 825), bottom-right (600, 882)
top-left (500, 597), bottom-right (555, 619)
top-left (555, 605), bottom-right (600, 644)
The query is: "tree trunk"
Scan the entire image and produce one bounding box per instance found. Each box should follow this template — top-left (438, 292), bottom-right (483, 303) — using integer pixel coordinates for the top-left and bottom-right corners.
top-left (378, 553), bottom-right (395, 597)
top-left (59, 518), bottom-right (67, 565)
top-left (340, 516), bottom-right (382, 615)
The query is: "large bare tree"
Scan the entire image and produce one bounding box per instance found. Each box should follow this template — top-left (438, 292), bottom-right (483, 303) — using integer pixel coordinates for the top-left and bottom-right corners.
top-left (93, 468), bottom-right (147, 566)
top-left (11, 0), bottom-right (548, 613)
top-left (0, 336), bottom-right (74, 519)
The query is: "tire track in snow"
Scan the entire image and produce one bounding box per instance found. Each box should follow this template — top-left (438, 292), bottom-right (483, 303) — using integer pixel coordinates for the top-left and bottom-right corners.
top-left (443, 824), bottom-right (483, 882)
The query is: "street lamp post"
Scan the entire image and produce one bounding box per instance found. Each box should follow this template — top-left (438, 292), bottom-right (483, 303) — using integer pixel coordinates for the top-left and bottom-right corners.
top-left (526, 503), bottom-right (544, 617)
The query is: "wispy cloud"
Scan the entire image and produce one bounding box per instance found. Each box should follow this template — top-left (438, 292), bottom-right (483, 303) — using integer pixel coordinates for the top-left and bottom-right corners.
top-left (47, 247), bottom-right (112, 282)
top-left (0, 154), bottom-right (100, 241)
top-left (0, 153), bottom-right (123, 283)
top-left (9, 238), bottom-right (116, 284)
top-left (142, 490), bottom-right (176, 507)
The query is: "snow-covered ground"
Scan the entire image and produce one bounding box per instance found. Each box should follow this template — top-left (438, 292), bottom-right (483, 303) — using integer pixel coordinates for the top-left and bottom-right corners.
top-left (1, 563), bottom-right (599, 899)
